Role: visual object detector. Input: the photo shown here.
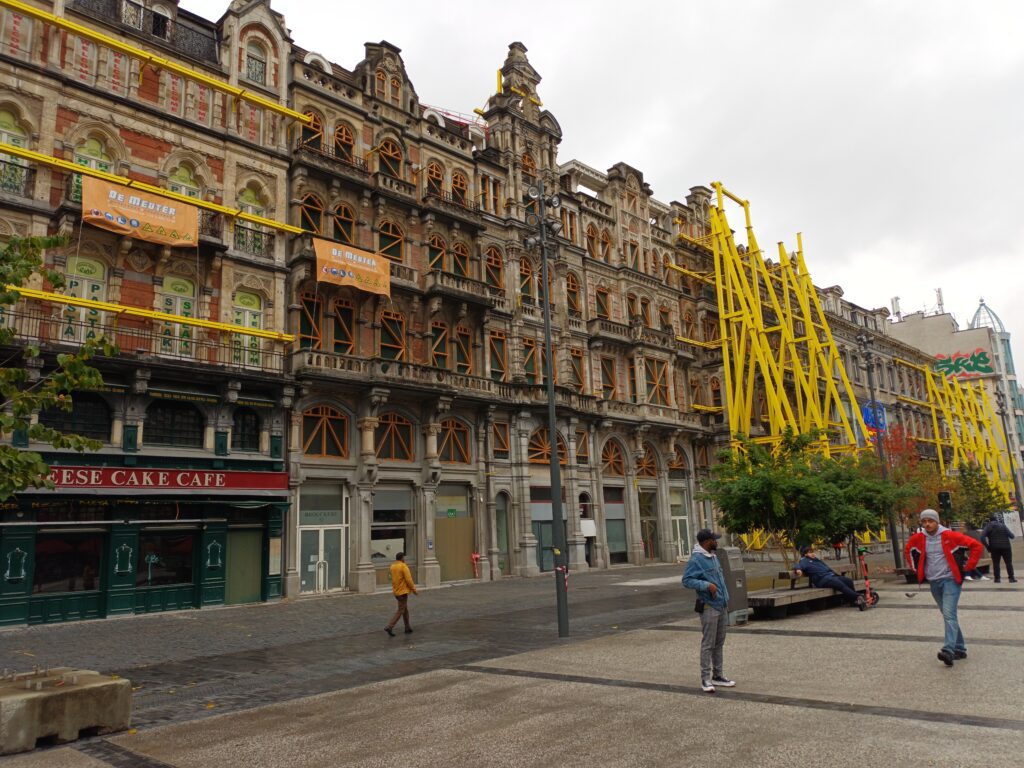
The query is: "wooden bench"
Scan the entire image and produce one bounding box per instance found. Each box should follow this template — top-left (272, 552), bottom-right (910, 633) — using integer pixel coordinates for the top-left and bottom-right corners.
top-left (777, 562), bottom-right (858, 590)
top-left (748, 579), bottom-right (869, 619)
top-left (895, 558), bottom-right (991, 583)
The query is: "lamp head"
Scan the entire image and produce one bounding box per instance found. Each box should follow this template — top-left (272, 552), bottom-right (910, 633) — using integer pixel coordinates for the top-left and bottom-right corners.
top-left (527, 185), bottom-right (541, 200)
top-left (547, 194), bottom-right (561, 209)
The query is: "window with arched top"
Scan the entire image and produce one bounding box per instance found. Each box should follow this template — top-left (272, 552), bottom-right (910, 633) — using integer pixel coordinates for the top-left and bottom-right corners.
top-left (430, 321), bottom-right (449, 368)
top-left (301, 112), bottom-right (323, 149)
top-left (333, 123), bottom-right (354, 161)
top-left (452, 242), bottom-right (470, 277)
top-left (38, 393), bottom-right (110, 442)
top-left (146, 401), bottom-right (204, 448)
top-left (71, 137), bottom-right (113, 201)
top-left (331, 202), bottom-right (355, 244)
top-left (375, 70), bottom-right (387, 98)
top-left (378, 219), bottom-right (404, 261)
top-left (640, 298), bottom-right (652, 327)
top-left (519, 258), bottom-right (534, 300)
top-left (299, 192), bottom-right (324, 233)
top-left (485, 247), bottom-right (504, 289)
top-left (521, 153), bottom-right (536, 178)
top-left (426, 161), bottom-right (444, 196)
top-left (231, 407), bottom-right (260, 452)
top-left (302, 405), bottom-right (348, 457)
top-left (595, 287), bottom-right (610, 319)
top-left (378, 139), bottom-right (402, 178)
top-left (599, 230), bottom-right (612, 262)
top-left (528, 428), bottom-right (567, 466)
top-left (375, 412), bottom-right (414, 461)
top-left (245, 41), bottom-right (267, 85)
top-left (427, 234), bottom-right (447, 272)
top-left (710, 377), bottom-right (723, 409)
top-left (601, 440), bottom-right (625, 476)
top-left (451, 171), bottom-right (468, 205)
top-left (636, 443), bottom-right (658, 478)
top-left (389, 76), bottom-right (401, 105)
top-left (668, 444), bottom-right (689, 474)
top-left (167, 164), bottom-right (200, 198)
top-left (439, 419), bottom-right (471, 464)
top-left (565, 272), bottom-right (581, 314)
top-left (585, 225), bottom-right (598, 258)
top-left (380, 310), bottom-right (405, 360)
top-left (626, 293), bottom-right (639, 322)
top-left (659, 305), bottom-right (671, 330)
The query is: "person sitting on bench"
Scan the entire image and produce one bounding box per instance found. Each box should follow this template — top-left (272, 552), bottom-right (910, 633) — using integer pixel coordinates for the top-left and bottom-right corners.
top-left (794, 545), bottom-right (866, 610)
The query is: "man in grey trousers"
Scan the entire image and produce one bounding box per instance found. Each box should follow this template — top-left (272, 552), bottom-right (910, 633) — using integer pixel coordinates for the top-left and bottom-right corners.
top-left (682, 529), bottom-right (735, 693)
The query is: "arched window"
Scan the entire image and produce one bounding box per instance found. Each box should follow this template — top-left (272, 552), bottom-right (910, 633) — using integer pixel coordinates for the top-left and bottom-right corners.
top-left (527, 428), bottom-right (567, 466)
top-left (626, 293), bottom-right (639, 322)
top-left (426, 161), bottom-right (444, 196)
top-left (452, 242), bottom-right (470, 277)
top-left (378, 219), bottom-right (404, 261)
top-left (376, 412), bottom-right (414, 460)
top-left (245, 41), bottom-right (267, 85)
top-left (519, 258), bottom-right (534, 301)
top-left (299, 291), bottom-right (323, 350)
top-left (159, 276), bottom-right (196, 358)
top-left (332, 298), bottom-right (356, 355)
top-left (566, 272), bottom-right (581, 313)
top-left (521, 153), bottom-right (536, 179)
top-left (375, 70), bottom-right (387, 98)
top-left (637, 443), bottom-right (658, 478)
top-left (63, 256), bottom-right (106, 342)
top-left (451, 171), bottom-right (468, 205)
top-left (333, 123), bottom-right (354, 162)
top-left (485, 246), bottom-right (504, 289)
top-left (146, 401), bottom-right (204, 448)
top-left (167, 164), bottom-right (200, 198)
top-left (378, 139), bottom-right (402, 178)
top-left (38, 393), bottom-right (110, 442)
top-left (668, 444), bottom-right (689, 475)
top-left (595, 287), bottom-right (610, 319)
top-left (684, 311), bottom-right (696, 339)
top-left (236, 183), bottom-right (270, 256)
top-left (231, 291), bottom-right (264, 367)
top-left (659, 305), bottom-right (672, 330)
top-left (690, 377), bottom-right (705, 407)
top-left (710, 377), bottom-right (723, 409)
top-left (427, 234), bottom-right (447, 271)
top-left (71, 137), bottom-right (113, 201)
top-left (331, 202), bottom-right (355, 244)
top-left (599, 229), bottom-right (613, 262)
top-left (301, 111), bottom-right (323, 150)
top-left (430, 321), bottom-right (449, 368)
top-left (389, 76), bottom-right (401, 105)
top-left (300, 192), bottom-right (324, 233)
top-left (439, 419), bottom-right (471, 464)
top-left (380, 310), bottom-right (405, 360)
top-left (302, 405), bottom-right (348, 457)
top-left (585, 225), bottom-right (598, 258)
top-left (232, 407), bottom-right (260, 452)
top-left (640, 298), bottom-right (652, 327)
top-left (601, 440), bottom-right (625, 476)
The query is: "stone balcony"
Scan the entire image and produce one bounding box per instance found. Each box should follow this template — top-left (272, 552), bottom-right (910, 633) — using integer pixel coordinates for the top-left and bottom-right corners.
top-left (424, 270), bottom-right (500, 308)
top-left (422, 190), bottom-right (484, 230)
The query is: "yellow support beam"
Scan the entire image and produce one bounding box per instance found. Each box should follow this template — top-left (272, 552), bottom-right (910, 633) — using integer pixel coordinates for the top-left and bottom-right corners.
top-left (8, 285), bottom-right (295, 342)
top-left (1, 143), bottom-right (303, 235)
top-left (675, 335), bottom-right (722, 349)
top-left (0, 0), bottom-right (310, 125)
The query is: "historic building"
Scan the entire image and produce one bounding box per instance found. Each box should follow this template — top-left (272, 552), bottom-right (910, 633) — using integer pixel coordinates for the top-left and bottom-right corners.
top-left (0, 0), bottom-right (300, 624)
top-left (284, 36), bottom-right (722, 595)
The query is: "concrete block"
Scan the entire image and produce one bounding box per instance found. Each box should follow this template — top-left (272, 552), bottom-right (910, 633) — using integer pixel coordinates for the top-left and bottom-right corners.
top-left (0, 667), bottom-right (131, 756)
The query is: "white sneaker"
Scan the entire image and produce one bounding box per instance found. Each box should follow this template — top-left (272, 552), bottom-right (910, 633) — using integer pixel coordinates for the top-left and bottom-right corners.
top-left (980, 576), bottom-right (991, 581)
top-left (711, 677), bottom-right (736, 687)
top-left (701, 680), bottom-right (716, 693)
top-left (964, 575), bottom-right (976, 581)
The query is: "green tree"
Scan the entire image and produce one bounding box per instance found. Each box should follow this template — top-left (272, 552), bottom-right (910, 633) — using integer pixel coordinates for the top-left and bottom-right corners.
top-left (0, 235), bottom-right (111, 501)
top-left (700, 429), bottom-right (897, 567)
top-left (953, 461), bottom-right (1006, 528)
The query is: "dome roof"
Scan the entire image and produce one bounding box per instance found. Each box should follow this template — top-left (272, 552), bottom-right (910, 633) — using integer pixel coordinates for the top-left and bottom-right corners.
top-left (968, 298), bottom-right (1006, 333)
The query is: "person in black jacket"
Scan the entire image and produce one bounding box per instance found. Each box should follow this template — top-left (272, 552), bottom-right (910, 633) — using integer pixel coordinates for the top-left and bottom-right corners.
top-left (793, 545), bottom-right (867, 609)
top-left (981, 515), bottom-right (1017, 583)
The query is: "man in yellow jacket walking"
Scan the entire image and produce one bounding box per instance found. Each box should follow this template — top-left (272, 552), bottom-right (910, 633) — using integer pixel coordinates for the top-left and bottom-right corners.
top-left (385, 552), bottom-right (417, 637)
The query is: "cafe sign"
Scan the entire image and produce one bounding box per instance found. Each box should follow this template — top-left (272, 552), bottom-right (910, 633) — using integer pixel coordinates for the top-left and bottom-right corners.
top-left (45, 467), bottom-right (288, 496)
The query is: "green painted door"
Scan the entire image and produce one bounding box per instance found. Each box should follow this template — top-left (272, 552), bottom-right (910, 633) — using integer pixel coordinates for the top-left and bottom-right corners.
top-left (226, 530), bottom-right (262, 605)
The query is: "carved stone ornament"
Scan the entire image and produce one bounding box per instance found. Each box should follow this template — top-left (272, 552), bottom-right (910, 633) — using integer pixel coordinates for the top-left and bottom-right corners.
top-left (125, 250), bottom-right (152, 273)
top-left (234, 272), bottom-right (272, 295)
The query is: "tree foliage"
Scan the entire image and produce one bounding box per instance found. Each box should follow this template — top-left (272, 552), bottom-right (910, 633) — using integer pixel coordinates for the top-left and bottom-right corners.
top-left (880, 424), bottom-right (944, 526)
top-left (953, 461), bottom-right (1007, 528)
top-left (0, 235), bottom-right (112, 501)
top-left (700, 429), bottom-right (901, 566)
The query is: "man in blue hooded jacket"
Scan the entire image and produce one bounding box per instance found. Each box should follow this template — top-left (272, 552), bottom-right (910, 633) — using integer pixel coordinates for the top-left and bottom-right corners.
top-left (793, 545), bottom-right (867, 610)
top-left (682, 529), bottom-right (734, 693)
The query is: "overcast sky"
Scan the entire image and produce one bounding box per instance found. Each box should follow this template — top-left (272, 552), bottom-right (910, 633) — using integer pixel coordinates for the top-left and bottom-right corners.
top-left (183, 0), bottom-right (1024, 368)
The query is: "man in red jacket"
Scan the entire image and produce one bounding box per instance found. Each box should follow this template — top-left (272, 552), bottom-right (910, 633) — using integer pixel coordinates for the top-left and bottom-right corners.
top-left (905, 508), bottom-right (983, 666)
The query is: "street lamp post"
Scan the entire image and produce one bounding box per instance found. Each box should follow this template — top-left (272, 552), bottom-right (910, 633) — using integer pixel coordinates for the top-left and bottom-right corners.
top-left (856, 333), bottom-right (902, 569)
top-left (993, 387), bottom-right (1023, 520)
top-left (523, 178), bottom-right (570, 638)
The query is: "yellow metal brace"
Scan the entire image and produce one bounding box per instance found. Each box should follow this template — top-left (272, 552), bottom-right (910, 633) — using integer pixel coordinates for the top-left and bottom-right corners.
top-left (0, 0), bottom-right (310, 125)
top-left (6, 285), bottom-right (294, 342)
top-left (0, 143), bottom-right (303, 235)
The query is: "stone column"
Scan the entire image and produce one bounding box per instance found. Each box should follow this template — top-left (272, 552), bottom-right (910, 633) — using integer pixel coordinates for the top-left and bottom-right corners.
top-left (351, 484), bottom-right (376, 594)
top-left (564, 419), bottom-right (587, 570)
top-left (624, 463), bottom-right (645, 565)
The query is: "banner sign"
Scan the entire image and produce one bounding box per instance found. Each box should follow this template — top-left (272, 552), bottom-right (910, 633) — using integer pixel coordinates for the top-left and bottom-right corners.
top-left (313, 237), bottom-right (390, 297)
top-left (45, 466), bottom-right (288, 496)
top-left (82, 176), bottom-right (198, 248)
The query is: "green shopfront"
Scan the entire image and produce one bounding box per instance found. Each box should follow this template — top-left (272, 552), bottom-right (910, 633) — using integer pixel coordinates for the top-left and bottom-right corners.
top-left (0, 465), bottom-right (289, 625)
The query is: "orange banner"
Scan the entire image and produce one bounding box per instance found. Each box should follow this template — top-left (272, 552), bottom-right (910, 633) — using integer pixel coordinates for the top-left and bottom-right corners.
top-left (82, 176), bottom-right (198, 247)
top-left (313, 238), bottom-right (390, 297)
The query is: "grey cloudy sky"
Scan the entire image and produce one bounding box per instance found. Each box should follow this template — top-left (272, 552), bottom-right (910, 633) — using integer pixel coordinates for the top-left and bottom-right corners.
top-left (184, 0), bottom-right (1024, 366)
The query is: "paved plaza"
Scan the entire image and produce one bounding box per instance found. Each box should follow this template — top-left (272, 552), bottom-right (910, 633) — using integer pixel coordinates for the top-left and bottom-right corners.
top-left (1, 553), bottom-right (1022, 767)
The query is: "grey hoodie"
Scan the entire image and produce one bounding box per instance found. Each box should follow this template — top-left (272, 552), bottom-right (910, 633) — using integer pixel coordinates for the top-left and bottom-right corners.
top-left (924, 524), bottom-right (952, 581)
